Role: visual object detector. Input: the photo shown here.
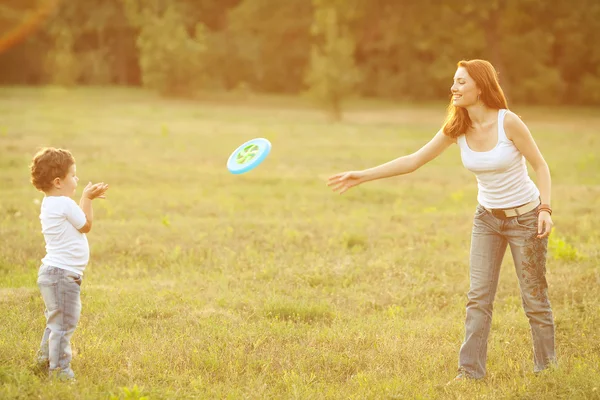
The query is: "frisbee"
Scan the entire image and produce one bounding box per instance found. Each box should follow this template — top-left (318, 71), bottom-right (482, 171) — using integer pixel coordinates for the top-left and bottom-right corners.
top-left (227, 138), bottom-right (271, 174)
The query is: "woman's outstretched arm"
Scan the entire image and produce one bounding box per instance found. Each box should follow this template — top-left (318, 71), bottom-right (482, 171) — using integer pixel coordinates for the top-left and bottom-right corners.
top-left (328, 130), bottom-right (455, 194)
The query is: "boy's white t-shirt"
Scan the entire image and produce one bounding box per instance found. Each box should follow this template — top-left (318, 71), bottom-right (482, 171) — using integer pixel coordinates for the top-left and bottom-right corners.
top-left (40, 196), bottom-right (89, 276)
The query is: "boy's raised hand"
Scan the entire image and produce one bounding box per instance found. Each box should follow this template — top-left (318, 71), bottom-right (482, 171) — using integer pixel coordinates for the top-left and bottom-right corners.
top-left (83, 182), bottom-right (109, 200)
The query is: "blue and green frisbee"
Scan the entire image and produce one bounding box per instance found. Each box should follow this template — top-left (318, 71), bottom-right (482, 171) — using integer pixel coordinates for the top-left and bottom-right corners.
top-left (227, 138), bottom-right (272, 174)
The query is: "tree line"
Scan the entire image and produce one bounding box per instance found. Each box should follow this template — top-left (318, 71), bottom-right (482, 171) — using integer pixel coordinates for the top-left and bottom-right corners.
top-left (1, 0), bottom-right (599, 117)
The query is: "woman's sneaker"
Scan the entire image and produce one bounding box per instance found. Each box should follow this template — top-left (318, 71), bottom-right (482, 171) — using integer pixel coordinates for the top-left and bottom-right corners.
top-left (446, 371), bottom-right (475, 385)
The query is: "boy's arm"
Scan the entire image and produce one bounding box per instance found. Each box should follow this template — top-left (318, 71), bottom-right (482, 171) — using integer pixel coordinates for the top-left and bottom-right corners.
top-left (77, 182), bottom-right (109, 234)
top-left (78, 195), bottom-right (93, 233)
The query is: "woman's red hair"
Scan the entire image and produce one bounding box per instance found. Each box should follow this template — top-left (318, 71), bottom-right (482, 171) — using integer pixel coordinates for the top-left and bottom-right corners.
top-left (443, 59), bottom-right (508, 138)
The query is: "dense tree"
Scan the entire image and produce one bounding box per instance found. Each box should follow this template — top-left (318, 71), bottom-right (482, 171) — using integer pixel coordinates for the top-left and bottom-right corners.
top-left (124, 0), bottom-right (208, 96)
top-left (0, 0), bottom-right (598, 107)
top-left (305, 0), bottom-right (361, 120)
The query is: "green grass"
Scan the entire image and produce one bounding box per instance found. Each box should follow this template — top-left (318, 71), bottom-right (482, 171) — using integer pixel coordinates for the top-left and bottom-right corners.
top-left (0, 86), bottom-right (599, 399)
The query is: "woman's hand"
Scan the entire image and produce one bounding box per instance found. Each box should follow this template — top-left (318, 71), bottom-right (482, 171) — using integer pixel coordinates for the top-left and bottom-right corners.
top-left (327, 171), bottom-right (366, 194)
top-left (537, 211), bottom-right (553, 238)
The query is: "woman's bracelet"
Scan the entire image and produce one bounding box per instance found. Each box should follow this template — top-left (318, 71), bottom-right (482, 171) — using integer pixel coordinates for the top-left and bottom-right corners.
top-left (537, 205), bottom-right (552, 216)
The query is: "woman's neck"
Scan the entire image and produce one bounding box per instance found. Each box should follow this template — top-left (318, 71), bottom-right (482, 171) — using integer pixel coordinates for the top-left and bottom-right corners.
top-left (466, 104), bottom-right (497, 128)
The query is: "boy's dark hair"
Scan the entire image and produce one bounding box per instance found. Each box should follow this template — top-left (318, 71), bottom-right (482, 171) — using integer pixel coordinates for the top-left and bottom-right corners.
top-left (30, 148), bottom-right (75, 192)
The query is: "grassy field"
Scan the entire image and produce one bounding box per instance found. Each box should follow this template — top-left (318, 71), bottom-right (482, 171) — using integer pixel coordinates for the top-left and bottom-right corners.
top-left (0, 86), bottom-right (599, 399)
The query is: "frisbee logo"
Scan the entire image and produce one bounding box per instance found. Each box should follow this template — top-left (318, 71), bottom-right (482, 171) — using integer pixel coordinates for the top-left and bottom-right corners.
top-left (236, 144), bottom-right (260, 164)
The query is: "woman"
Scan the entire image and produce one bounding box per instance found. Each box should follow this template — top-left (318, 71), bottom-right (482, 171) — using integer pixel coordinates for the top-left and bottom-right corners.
top-left (328, 59), bottom-right (556, 380)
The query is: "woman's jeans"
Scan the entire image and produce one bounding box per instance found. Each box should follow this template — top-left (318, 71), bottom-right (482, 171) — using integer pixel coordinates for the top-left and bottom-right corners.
top-left (458, 205), bottom-right (556, 378)
top-left (37, 265), bottom-right (82, 379)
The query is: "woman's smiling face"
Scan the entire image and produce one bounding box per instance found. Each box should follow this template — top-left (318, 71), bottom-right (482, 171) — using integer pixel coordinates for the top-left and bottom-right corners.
top-left (451, 67), bottom-right (480, 107)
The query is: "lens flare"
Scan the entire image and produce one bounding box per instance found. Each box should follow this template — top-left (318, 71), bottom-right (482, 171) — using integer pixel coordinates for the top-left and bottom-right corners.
top-left (0, 0), bottom-right (61, 54)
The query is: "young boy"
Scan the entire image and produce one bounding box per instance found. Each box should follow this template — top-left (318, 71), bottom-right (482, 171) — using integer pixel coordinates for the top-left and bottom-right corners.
top-left (29, 147), bottom-right (108, 380)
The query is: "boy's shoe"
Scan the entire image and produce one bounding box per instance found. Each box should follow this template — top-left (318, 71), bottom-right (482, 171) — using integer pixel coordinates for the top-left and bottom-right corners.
top-left (49, 368), bottom-right (76, 382)
top-left (30, 358), bottom-right (49, 377)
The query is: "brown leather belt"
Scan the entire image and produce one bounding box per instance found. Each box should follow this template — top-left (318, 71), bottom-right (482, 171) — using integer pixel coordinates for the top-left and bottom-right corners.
top-left (483, 198), bottom-right (541, 218)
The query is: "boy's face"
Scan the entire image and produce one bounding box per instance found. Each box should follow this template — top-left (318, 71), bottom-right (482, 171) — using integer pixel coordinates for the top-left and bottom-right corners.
top-left (54, 164), bottom-right (79, 196)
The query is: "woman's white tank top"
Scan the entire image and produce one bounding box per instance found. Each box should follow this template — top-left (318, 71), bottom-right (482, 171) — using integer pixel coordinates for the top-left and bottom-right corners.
top-left (457, 109), bottom-right (540, 209)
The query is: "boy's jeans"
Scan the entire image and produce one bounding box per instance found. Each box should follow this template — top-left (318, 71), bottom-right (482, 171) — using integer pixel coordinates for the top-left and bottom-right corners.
top-left (37, 265), bottom-right (82, 379)
top-left (458, 205), bottom-right (556, 378)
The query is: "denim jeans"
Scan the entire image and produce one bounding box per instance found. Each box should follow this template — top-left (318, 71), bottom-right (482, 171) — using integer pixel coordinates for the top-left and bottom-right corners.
top-left (37, 265), bottom-right (82, 379)
top-left (458, 205), bottom-right (556, 378)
